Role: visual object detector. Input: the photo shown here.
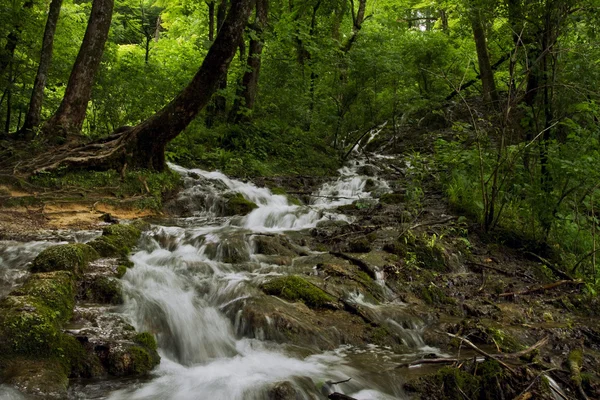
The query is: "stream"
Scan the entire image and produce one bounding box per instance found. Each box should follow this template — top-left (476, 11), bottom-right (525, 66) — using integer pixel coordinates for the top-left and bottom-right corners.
top-left (1, 160), bottom-right (444, 399)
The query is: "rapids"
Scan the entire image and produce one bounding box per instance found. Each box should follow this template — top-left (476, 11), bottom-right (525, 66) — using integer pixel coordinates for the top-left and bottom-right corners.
top-left (1, 159), bottom-right (442, 399)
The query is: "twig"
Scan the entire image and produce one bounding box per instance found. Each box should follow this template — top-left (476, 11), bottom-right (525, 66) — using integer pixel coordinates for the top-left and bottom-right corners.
top-left (466, 261), bottom-right (533, 281)
top-left (524, 251), bottom-right (573, 280)
top-left (445, 332), bottom-right (516, 374)
top-left (327, 378), bottom-right (352, 385)
top-left (495, 337), bottom-right (549, 359)
top-left (499, 280), bottom-right (583, 298)
top-left (395, 358), bottom-right (459, 369)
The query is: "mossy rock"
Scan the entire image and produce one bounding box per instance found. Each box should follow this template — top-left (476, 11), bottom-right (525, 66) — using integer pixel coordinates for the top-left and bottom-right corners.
top-left (12, 271), bottom-right (76, 322)
top-left (30, 243), bottom-right (99, 276)
top-left (81, 276), bottom-right (123, 304)
top-left (253, 235), bottom-right (297, 257)
top-left (89, 223), bottom-right (142, 257)
top-left (380, 193), bottom-right (405, 204)
top-left (419, 284), bottom-right (455, 306)
top-left (58, 334), bottom-right (105, 378)
top-left (261, 276), bottom-right (337, 309)
top-left (107, 343), bottom-right (160, 376)
top-left (223, 193), bottom-right (258, 216)
top-left (133, 332), bottom-right (158, 351)
top-left (204, 236), bottom-right (250, 263)
top-left (347, 238), bottom-right (372, 253)
top-left (0, 295), bottom-right (62, 356)
top-left (0, 358), bottom-right (69, 398)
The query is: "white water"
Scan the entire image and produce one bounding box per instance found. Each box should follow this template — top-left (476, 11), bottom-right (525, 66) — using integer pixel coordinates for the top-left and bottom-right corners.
top-left (105, 161), bottom-right (423, 399)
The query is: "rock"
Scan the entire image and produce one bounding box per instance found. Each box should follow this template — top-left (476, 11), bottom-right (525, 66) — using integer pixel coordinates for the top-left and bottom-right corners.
top-left (0, 295), bottom-right (63, 356)
top-left (261, 275), bottom-right (337, 309)
top-left (88, 223), bottom-right (142, 258)
top-left (1, 358), bottom-right (69, 399)
top-left (252, 235), bottom-right (297, 257)
top-left (79, 276), bottom-right (123, 304)
top-left (30, 243), bottom-right (99, 276)
top-left (347, 238), bottom-right (372, 253)
top-left (12, 271), bottom-right (76, 321)
top-left (204, 236), bottom-right (251, 263)
top-left (268, 381), bottom-right (298, 400)
top-left (222, 193), bottom-right (258, 216)
top-left (106, 342), bottom-right (160, 376)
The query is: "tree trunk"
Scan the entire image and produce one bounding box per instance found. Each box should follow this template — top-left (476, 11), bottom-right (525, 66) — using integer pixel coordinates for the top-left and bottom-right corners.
top-left (21, 0), bottom-right (64, 136)
top-left (42, 0), bottom-right (114, 141)
top-left (342, 0), bottom-right (367, 53)
top-left (230, 0), bottom-right (268, 122)
top-left (471, 9), bottom-right (498, 105)
top-left (206, 0), bottom-right (229, 127)
top-left (26, 0), bottom-right (254, 174)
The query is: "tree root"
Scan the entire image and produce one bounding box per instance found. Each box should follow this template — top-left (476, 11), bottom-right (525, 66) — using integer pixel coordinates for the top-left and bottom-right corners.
top-left (499, 280), bottom-right (583, 298)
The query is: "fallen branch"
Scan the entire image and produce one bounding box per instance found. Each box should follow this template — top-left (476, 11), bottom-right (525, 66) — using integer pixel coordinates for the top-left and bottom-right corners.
top-left (445, 332), bottom-right (516, 374)
top-left (466, 261), bottom-right (533, 281)
top-left (395, 358), bottom-right (459, 369)
top-left (499, 280), bottom-right (584, 298)
top-left (524, 251), bottom-right (573, 281)
top-left (495, 336), bottom-right (549, 359)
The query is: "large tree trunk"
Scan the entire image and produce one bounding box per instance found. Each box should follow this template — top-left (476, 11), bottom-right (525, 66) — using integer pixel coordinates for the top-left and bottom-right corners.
top-left (25, 0), bottom-right (254, 174)
top-left (230, 0), bottom-right (268, 122)
top-left (42, 0), bottom-right (114, 141)
top-left (471, 9), bottom-right (498, 105)
top-left (21, 0), bottom-right (64, 136)
top-left (205, 0), bottom-right (230, 127)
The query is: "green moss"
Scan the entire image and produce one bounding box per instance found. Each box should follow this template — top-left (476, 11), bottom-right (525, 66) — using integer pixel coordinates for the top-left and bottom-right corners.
top-left (133, 332), bottom-right (158, 351)
top-left (84, 276), bottom-right (123, 304)
top-left (568, 349), bottom-right (584, 386)
top-left (116, 264), bottom-right (128, 278)
top-left (107, 344), bottom-right (160, 376)
top-left (435, 366), bottom-right (480, 399)
top-left (30, 243), bottom-right (99, 276)
top-left (0, 295), bottom-right (62, 356)
top-left (57, 334), bottom-right (104, 378)
top-left (419, 284), bottom-right (455, 306)
top-left (261, 276), bottom-right (336, 309)
top-left (13, 271), bottom-right (75, 322)
top-left (370, 326), bottom-right (392, 345)
top-left (223, 193), bottom-right (258, 216)
top-left (486, 328), bottom-right (522, 353)
top-left (88, 223), bottom-right (141, 257)
top-left (129, 346), bottom-right (159, 374)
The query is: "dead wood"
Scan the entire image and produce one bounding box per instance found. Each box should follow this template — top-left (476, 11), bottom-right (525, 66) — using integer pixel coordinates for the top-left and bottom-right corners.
top-left (499, 280), bottom-right (584, 298)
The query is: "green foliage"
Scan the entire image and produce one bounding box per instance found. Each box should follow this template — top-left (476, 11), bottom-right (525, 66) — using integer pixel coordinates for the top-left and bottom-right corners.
top-left (261, 275), bottom-right (336, 309)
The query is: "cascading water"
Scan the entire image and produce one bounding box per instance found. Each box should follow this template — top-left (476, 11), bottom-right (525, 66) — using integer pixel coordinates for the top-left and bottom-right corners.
top-left (97, 160), bottom-right (438, 400)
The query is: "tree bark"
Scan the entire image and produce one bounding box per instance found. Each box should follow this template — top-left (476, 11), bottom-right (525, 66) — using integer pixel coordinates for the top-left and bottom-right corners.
top-left (471, 9), bottom-right (498, 104)
top-left (230, 0), bottom-right (268, 122)
top-left (21, 0), bottom-right (64, 136)
top-left (342, 0), bottom-right (367, 54)
top-left (42, 0), bottom-right (114, 141)
top-left (206, 0), bottom-right (229, 127)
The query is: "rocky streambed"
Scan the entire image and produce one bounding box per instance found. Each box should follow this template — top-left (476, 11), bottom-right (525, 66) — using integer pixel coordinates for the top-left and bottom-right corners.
top-left (1, 155), bottom-right (600, 399)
